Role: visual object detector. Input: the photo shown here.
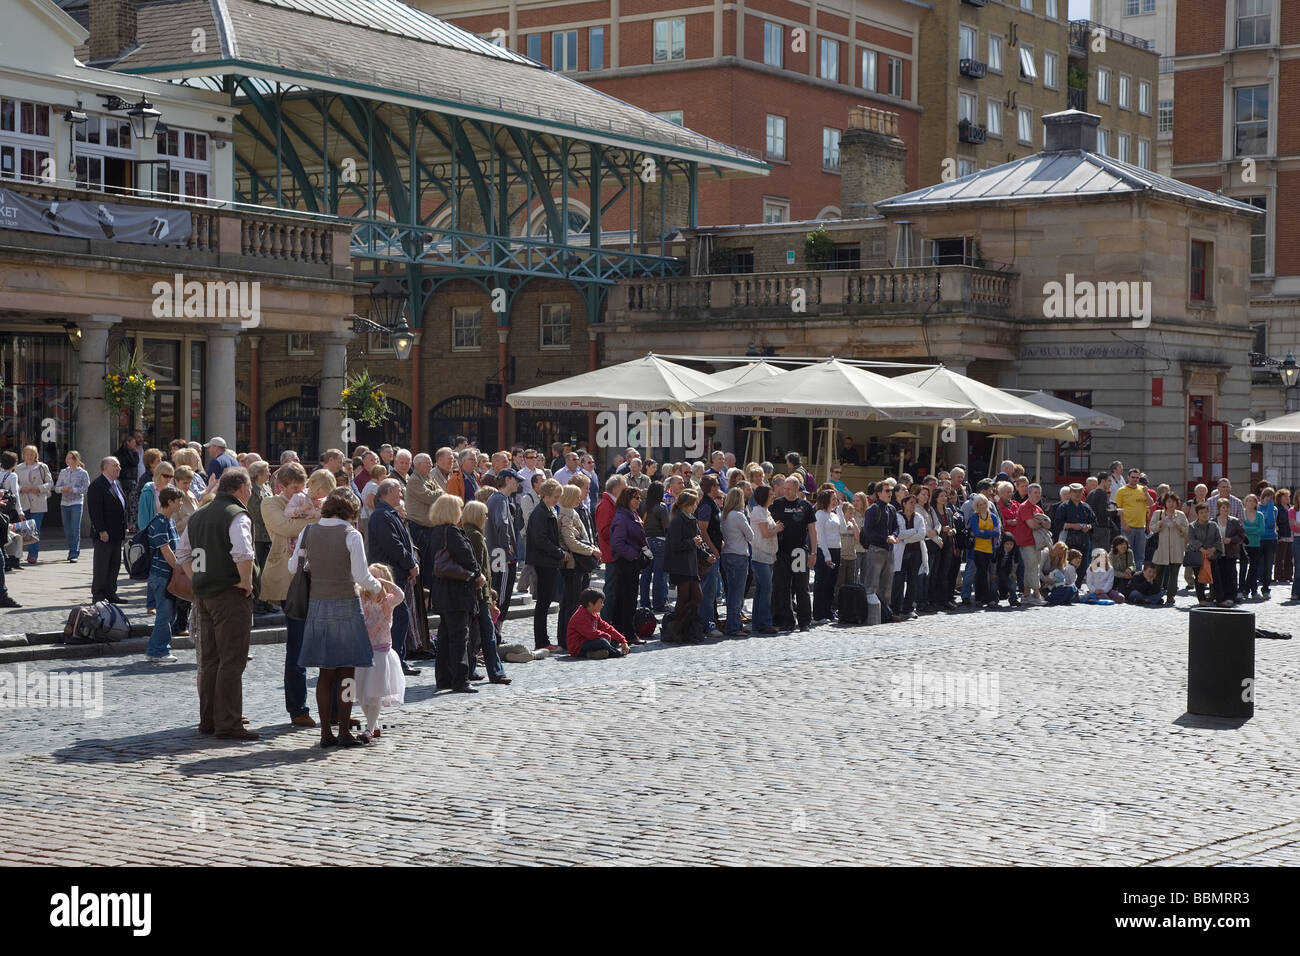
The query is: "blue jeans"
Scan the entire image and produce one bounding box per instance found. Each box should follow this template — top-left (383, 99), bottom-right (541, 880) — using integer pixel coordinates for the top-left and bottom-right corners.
top-left (62, 504), bottom-right (82, 560)
top-left (961, 552), bottom-right (976, 603)
top-left (282, 601), bottom-right (310, 718)
top-left (1258, 538), bottom-right (1277, 591)
top-left (1130, 590), bottom-right (1164, 606)
top-left (146, 571), bottom-right (175, 657)
top-left (475, 602), bottom-right (506, 679)
top-left (721, 553), bottom-right (749, 634)
top-left (640, 536), bottom-right (668, 610)
top-left (1124, 527), bottom-right (1147, 569)
top-left (579, 637), bottom-right (622, 657)
top-left (750, 560), bottom-right (774, 629)
top-left (697, 562), bottom-right (722, 630)
top-left (25, 511), bottom-right (44, 559)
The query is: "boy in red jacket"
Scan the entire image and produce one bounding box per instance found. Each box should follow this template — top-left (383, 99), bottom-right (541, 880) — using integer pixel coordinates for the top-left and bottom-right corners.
top-left (565, 589), bottom-right (631, 659)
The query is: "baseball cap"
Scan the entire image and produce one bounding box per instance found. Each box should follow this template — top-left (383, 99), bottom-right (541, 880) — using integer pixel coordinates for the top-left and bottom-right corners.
top-left (497, 467), bottom-right (520, 481)
top-left (207, 436), bottom-right (228, 449)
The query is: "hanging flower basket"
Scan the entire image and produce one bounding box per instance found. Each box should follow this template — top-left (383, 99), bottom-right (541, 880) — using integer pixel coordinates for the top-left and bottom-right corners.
top-left (340, 368), bottom-right (391, 427)
top-left (104, 343), bottom-right (156, 417)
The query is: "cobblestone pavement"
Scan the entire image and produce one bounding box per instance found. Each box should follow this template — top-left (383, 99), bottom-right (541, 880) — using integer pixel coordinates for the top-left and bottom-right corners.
top-left (3, 593), bottom-right (1300, 866)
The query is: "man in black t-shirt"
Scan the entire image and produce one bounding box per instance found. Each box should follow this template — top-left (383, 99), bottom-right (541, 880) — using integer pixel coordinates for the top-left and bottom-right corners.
top-left (769, 481), bottom-right (818, 632)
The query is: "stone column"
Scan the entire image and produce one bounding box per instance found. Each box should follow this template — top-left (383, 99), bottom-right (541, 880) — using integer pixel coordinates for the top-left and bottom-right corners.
top-left (248, 335), bottom-right (262, 452)
top-left (206, 324), bottom-right (240, 448)
top-left (76, 315), bottom-right (121, 474)
top-left (319, 330), bottom-right (353, 457)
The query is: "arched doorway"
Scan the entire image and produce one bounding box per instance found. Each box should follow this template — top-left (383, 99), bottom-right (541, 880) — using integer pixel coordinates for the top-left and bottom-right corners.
top-left (266, 396), bottom-right (319, 465)
top-left (355, 399), bottom-right (412, 451)
top-left (429, 395), bottom-right (495, 450)
top-left (514, 411), bottom-right (587, 455)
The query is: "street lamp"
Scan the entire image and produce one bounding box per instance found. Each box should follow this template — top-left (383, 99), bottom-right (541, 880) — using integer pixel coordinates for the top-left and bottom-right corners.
top-left (1280, 352), bottom-right (1299, 390)
top-left (354, 275), bottom-right (414, 360)
top-left (99, 94), bottom-right (163, 140)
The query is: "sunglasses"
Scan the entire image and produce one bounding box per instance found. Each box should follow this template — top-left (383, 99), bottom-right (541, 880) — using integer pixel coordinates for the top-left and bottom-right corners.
top-left (831, 470), bottom-right (842, 475)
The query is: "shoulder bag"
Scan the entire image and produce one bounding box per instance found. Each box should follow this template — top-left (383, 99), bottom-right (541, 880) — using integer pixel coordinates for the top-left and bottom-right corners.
top-left (284, 525), bottom-right (312, 619)
top-left (434, 530), bottom-right (473, 581)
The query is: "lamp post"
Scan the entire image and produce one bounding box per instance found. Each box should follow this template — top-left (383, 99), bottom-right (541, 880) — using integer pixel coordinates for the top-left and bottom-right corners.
top-left (354, 275), bottom-right (414, 360)
top-left (1281, 353), bottom-right (1299, 489)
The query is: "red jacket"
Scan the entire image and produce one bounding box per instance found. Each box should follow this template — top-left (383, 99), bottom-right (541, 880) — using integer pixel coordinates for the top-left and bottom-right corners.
top-left (595, 492), bottom-right (617, 561)
top-left (565, 605), bottom-right (628, 657)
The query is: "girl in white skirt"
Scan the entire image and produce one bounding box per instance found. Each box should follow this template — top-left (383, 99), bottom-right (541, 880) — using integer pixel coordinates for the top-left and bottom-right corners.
top-left (356, 563), bottom-right (407, 740)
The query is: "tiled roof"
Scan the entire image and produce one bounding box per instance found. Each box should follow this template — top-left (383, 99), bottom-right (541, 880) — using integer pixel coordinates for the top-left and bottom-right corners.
top-left (876, 148), bottom-right (1260, 216)
top-left (59, 0), bottom-right (764, 172)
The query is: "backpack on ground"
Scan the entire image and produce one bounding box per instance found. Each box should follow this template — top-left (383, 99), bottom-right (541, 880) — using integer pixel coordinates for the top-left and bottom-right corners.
top-left (633, 607), bottom-right (658, 639)
top-left (838, 584), bottom-right (868, 626)
top-left (63, 601), bottom-right (131, 644)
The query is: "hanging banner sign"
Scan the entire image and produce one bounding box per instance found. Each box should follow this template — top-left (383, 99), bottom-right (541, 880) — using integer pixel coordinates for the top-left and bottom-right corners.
top-left (0, 188), bottom-right (192, 244)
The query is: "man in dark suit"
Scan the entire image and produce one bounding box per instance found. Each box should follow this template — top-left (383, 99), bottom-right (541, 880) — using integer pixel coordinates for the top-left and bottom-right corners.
top-left (367, 478), bottom-right (420, 676)
top-left (86, 456), bottom-right (128, 604)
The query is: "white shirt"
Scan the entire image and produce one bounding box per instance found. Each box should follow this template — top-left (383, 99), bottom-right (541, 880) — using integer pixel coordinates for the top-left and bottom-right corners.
top-left (287, 516), bottom-right (381, 593)
top-left (108, 478), bottom-right (126, 511)
top-left (814, 507), bottom-right (846, 561)
top-left (553, 466), bottom-right (577, 485)
top-left (749, 506), bottom-right (779, 564)
top-left (175, 512), bottom-right (255, 564)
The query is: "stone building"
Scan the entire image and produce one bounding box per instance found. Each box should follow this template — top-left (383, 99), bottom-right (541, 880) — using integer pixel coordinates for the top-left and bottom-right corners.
top-left (606, 108), bottom-right (1260, 491)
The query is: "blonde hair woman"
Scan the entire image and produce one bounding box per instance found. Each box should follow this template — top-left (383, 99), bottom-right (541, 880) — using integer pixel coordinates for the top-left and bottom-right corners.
top-left (558, 483), bottom-right (601, 643)
top-left (136, 460), bottom-right (174, 533)
top-left (54, 450), bottom-right (91, 563)
top-left (460, 499), bottom-right (510, 684)
top-left (16, 444), bottom-right (53, 563)
top-left (427, 493), bottom-right (484, 691)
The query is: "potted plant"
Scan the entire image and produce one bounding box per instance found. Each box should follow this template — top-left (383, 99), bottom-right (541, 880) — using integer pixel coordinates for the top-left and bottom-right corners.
top-left (103, 340), bottom-right (157, 422)
top-left (803, 225), bottom-right (833, 270)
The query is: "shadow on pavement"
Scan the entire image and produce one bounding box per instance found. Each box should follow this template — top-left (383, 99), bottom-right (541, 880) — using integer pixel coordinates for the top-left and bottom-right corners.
top-left (1173, 712), bottom-right (1251, 730)
top-left (51, 722), bottom-right (308, 765)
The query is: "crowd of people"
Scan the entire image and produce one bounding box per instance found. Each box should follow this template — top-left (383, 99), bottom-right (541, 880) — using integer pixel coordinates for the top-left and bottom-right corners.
top-left (3, 434), bottom-right (1297, 746)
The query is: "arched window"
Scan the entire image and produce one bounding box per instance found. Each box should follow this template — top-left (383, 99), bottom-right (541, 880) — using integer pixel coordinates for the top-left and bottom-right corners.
top-left (265, 396), bottom-right (319, 465)
top-left (429, 395), bottom-right (496, 450)
top-left (354, 399), bottom-right (412, 451)
top-left (527, 199), bottom-right (591, 242)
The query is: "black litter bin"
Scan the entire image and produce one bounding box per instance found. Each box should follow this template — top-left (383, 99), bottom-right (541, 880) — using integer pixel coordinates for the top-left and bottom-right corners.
top-left (1187, 606), bottom-right (1254, 718)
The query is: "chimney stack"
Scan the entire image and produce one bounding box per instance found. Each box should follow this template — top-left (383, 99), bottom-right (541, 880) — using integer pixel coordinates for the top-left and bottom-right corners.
top-left (89, 0), bottom-right (138, 63)
top-left (1042, 109), bottom-right (1100, 153)
top-left (839, 106), bottom-right (907, 219)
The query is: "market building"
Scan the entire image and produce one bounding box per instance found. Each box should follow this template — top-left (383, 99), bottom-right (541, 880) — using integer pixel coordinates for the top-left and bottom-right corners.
top-left (605, 106), bottom-right (1260, 491)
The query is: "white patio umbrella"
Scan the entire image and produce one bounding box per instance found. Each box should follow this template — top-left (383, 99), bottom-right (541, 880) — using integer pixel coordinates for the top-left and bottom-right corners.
top-left (893, 366), bottom-right (1077, 478)
top-left (1234, 411), bottom-right (1300, 442)
top-left (506, 353), bottom-right (719, 412)
top-left (1006, 389), bottom-right (1125, 431)
top-left (691, 358), bottom-right (974, 481)
top-left (706, 360), bottom-right (788, 386)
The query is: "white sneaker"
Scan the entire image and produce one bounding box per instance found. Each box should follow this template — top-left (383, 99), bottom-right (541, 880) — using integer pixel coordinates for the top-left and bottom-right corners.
top-left (146, 654), bottom-right (179, 663)
top-left (706, 628), bottom-right (724, 639)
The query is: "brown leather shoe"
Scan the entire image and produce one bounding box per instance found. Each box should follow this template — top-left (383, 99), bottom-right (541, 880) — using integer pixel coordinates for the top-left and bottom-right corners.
top-left (198, 726), bottom-right (215, 735)
top-left (215, 728), bottom-right (260, 741)
top-left (290, 714), bottom-right (317, 728)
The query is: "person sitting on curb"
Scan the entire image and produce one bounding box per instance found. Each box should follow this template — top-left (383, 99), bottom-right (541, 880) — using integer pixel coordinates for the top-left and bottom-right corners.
top-left (564, 589), bottom-right (630, 660)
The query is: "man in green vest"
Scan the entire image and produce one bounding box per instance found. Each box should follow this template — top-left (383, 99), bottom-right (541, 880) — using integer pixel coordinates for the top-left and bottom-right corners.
top-left (184, 466), bottom-right (259, 740)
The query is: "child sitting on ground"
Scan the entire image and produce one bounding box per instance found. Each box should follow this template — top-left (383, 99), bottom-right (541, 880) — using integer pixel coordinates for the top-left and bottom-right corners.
top-left (1109, 535), bottom-right (1136, 596)
top-left (565, 589), bottom-right (631, 659)
top-left (1067, 549), bottom-right (1085, 593)
top-left (1083, 548), bottom-right (1126, 603)
top-left (284, 468), bottom-right (337, 549)
top-left (1127, 563), bottom-right (1166, 606)
top-left (355, 563), bottom-right (407, 740)
top-left (995, 532), bottom-right (1021, 607)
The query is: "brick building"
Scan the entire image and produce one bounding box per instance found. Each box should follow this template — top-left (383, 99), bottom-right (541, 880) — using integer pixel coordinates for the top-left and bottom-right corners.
top-left (1090, 0), bottom-right (1177, 175)
top-left (418, 0), bottom-right (926, 224)
top-left (1171, 0), bottom-right (1300, 490)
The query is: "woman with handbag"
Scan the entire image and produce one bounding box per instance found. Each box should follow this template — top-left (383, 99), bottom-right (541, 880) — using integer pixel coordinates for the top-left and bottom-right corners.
top-left (1148, 492), bottom-right (1189, 606)
top-left (460, 500), bottom-right (510, 685)
top-left (260, 461), bottom-right (319, 728)
top-left (665, 489), bottom-right (704, 643)
top-left (1189, 502), bottom-right (1226, 606)
top-left (427, 493), bottom-right (484, 691)
top-left (16, 445), bottom-right (52, 564)
top-left (288, 488), bottom-right (383, 747)
top-left (721, 487), bottom-right (755, 636)
top-left (525, 479), bottom-right (568, 652)
top-left (610, 485), bottom-right (650, 644)
top-left (558, 483), bottom-right (601, 645)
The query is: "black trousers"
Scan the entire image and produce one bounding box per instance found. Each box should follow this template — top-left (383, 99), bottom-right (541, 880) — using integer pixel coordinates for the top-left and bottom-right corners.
top-left (92, 535), bottom-right (122, 602)
top-left (434, 609), bottom-right (471, 690)
top-left (558, 567), bottom-right (591, 649)
top-left (492, 561), bottom-right (517, 636)
top-left (772, 552), bottom-right (811, 629)
top-left (614, 557), bottom-right (641, 641)
top-left (532, 564), bottom-right (559, 648)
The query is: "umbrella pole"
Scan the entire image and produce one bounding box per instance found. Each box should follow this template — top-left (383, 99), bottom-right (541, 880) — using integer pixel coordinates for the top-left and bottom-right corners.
top-left (827, 418), bottom-right (837, 483)
top-left (930, 421), bottom-right (938, 477)
top-left (898, 448), bottom-right (904, 479)
top-left (1034, 440), bottom-right (1042, 485)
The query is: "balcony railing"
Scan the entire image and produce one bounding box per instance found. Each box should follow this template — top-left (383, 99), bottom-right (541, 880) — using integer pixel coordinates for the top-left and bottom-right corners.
top-left (1069, 19), bottom-right (1155, 53)
top-left (959, 58), bottom-right (988, 79)
top-left (958, 121), bottom-right (988, 144)
top-left (1158, 55), bottom-right (1174, 73)
top-left (613, 265), bottom-right (1018, 321)
top-left (1067, 87), bottom-right (1088, 111)
top-left (0, 178), bottom-right (348, 272)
